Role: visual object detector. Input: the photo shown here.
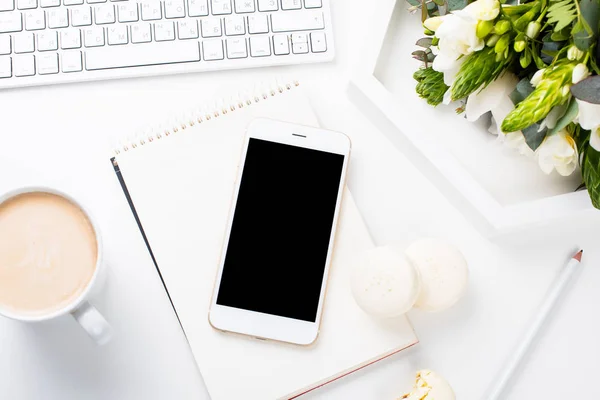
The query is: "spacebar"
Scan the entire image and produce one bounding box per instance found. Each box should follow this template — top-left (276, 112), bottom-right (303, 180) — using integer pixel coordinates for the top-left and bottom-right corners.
top-left (85, 42), bottom-right (201, 70)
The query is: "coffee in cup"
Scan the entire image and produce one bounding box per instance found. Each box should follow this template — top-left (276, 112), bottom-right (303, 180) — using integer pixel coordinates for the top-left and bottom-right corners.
top-left (0, 188), bottom-right (111, 345)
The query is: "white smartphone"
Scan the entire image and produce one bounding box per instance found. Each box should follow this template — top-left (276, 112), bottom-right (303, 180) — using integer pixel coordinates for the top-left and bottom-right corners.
top-left (209, 118), bottom-right (351, 346)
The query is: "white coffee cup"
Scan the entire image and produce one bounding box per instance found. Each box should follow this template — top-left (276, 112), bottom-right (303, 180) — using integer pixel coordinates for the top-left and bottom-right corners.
top-left (0, 186), bottom-right (112, 345)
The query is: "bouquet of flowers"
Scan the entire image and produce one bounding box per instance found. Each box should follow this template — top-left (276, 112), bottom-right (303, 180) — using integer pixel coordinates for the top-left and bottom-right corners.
top-left (408, 0), bottom-right (600, 208)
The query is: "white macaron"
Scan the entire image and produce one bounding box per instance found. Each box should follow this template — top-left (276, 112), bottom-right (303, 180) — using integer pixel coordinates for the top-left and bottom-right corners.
top-left (351, 246), bottom-right (421, 318)
top-left (405, 238), bottom-right (468, 312)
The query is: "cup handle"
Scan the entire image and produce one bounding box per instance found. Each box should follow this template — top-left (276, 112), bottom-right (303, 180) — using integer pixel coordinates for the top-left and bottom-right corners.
top-left (71, 301), bottom-right (113, 345)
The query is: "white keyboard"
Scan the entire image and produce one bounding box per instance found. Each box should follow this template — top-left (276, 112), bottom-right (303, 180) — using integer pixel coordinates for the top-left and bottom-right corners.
top-left (0, 0), bottom-right (334, 89)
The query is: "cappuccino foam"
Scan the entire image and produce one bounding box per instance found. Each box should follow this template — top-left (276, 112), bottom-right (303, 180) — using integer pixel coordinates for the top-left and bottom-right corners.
top-left (0, 192), bottom-right (97, 316)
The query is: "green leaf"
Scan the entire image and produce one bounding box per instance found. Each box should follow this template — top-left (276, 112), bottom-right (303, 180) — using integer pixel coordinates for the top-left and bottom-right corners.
top-left (547, 0), bottom-right (578, 32)
top-left (551, 28), bottom-right (572, 41)
top-left (433, 0), bottom-right (445, 6)
top-left (522, 124), bottom-right (547, 151)
top-left (412, 50), bottom-right (428, 62)
top-left (416, 37), bottom-right (434, 48)
top-left (571, 76), bottom-right (600, 104)
top-left (581, 145), bottom-right (600, 209)
top-left (549, 99), bottom-right (579, 135)
top-left (421, 0), bottom-right (428, 22)
top-left (574, 0), bottom-right (600, 51)
top-left (447, 0), bottom-right (467, 11)
top-left (509, 78), bottom-right (535, 105)
top-left (406, 0), bottom-right (420, 6)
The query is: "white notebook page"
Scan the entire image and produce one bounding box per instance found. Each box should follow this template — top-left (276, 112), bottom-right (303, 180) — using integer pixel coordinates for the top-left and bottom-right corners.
top-left (114, 84), bottom-right (418, 400)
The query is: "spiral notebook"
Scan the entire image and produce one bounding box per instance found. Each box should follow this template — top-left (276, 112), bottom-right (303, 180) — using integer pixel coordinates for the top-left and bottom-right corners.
top-left (110, 81), bottom-right (418, 400)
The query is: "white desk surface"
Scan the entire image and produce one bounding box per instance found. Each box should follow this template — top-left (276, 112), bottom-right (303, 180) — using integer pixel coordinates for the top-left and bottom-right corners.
top-left (1, 1), bottom-right (599, 399)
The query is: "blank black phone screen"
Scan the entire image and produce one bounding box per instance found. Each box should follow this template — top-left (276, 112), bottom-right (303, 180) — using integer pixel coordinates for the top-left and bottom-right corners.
top-left (216, 138), bottom-right (345, 322)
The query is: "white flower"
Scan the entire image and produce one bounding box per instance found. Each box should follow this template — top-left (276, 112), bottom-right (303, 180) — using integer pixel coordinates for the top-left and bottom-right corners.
top-left (567, 45), bottom-right (585, 61)
top-left (531, 69), bottom-right (545, 87)
top-left (572, 63), bottom-right (590, 84)
top-left (536, 131), bottom-right (578, 176)
top-left (539, 103), bottom-right (567, 131)
top-left (432, 12), bottom-right (484, 86)
top-left (424, 16), bottom-right (445, 32)
top-left (576, 99), bottom-right (600, 151)
top-left (463, 0), bottom-right (500, 21)
top-left (502, 131), bottom-right (535, 157)
top-left (465, 72), bottom-right (518, 123)
top-left (590, 127), bottom-right (600, 151)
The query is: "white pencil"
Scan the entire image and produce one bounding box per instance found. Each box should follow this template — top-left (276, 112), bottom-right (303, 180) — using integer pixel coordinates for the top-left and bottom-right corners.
top-left (486, 249), bottom-right (584, 400)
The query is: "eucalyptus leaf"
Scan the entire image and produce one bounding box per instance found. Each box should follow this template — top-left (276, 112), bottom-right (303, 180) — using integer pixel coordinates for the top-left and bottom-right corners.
top-left (522, 124), bottom-right (548, 151)
top-left (447, 0), bottom-right (467, 11)
top-left (571, 76), bottom-right (600, 104)
top-left (582, 145), bottom-right (600, 209)
top-left (574, 0), bottom-right (599, 51)
top-left (433, 0), bottom-right (445, 6)
top-left (416, 37), bottom-right (434, 48)
top-left (549, 100), bottom-right (579, 135)
top-left (412, 50), bottom-right (427, 61)
top-left (406, 0), bottom-right (420, 7)
top-left (509, 78), bottom-right (535, 105)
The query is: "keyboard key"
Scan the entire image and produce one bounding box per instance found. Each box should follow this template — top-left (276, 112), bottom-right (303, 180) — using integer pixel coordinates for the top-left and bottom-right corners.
top-left (0, 11), bottom-right (23, 33)
top-left (310, 30), bottom-right (325, 52)
top-left (87, 0), bottom-right (107, 3)
top-left (64, 0), bottom-right (84, 5)
top-left (85, 40), bottom-right (200, 69)
top-left (226, 37), bottom-right (245, 58)
top-left (154, 21), bottom-right (174, 41)
top-left (37, 52), bottom-right (58, 74)
top-left (292, 42), bottom-right (307, 53)
top-left (291, 32), bottom-right (306, 43)
top-left (13, 53), bottom-right (34, 76)
top-left (95, 4), bottom-right (115, 23)
top-left (47, 8), bottom-right (68, 28)
top-left (26, 11), bottom-right (46, 33)
top-left (224, 15), bottom-right (244, 36)
top-left (83, 25), bottom-right (104, 46)
top-left (61, 50), bottom-right (82, 71)
top-left (72, 6), bottom-right (92, 26)
top-left (40, 0), bottom-right (60, 6)
top-left (281, 0), bottom-right (300, 10)
top-left (272, 34), bottom-right (287, 55)
top-left (249, 34), bottom-right (269, 56)
top-left (201, 18), bottom-right (220, 37)
top-left (117, 2), bottom-right (138, 22)
top-left (17, 0), bottom-right (36, 10)
top-left (304, 0), bottom-right (320, 7)
top-left (37, 30), bottom-right (58, 50)
top-left (165, 0), bottom-right (185, 18)
top-left (177, 19), bottom-right (198, 39)
top-left (0, 35), bottom-right (11, 54)
top-left (13, 32), bottom-right (34, 53)
top-left (210, 0), bottom-right (231, 15)
top-left (247, 14), bottom-right (267, 33)
top-left (257, 0), bottom-right (276, 11)
top-left (130, 22), bottom-right (150, 42)
top-left (0, 56), bottom-right (11, 77)
top-left (107, 24), bottom-right (127, 44)
top-left (271, 10), bottom-right (323, 32)
top-left (141, 0), bottom-right (161, 20)
top-left (0, 0), bottom-right (14, 11)
top-left (202, 38), bottom-right (223, 60)
top-left (234, 0), bottom-right (254, 13)
top-left (187, 0), bottom-right (208, 16)
top-left (60, 28), bottom-right (81, 48)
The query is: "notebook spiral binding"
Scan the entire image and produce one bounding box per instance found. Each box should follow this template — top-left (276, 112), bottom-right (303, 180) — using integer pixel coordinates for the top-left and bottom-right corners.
top-left (113, 80), bottom-right (301, 156)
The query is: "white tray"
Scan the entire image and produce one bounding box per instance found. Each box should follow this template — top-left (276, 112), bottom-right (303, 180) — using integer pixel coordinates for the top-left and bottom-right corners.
top-left (348, 0), bottom-right (593, 237)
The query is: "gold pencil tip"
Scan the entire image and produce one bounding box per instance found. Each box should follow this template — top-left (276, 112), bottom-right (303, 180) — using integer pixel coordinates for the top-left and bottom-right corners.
top-left (574, 250), bottom-right (583, 262)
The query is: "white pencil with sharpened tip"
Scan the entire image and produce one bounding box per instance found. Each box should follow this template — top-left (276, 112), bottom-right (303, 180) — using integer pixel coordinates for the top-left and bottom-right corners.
top-left (486, 249), bottom-right (584, 400)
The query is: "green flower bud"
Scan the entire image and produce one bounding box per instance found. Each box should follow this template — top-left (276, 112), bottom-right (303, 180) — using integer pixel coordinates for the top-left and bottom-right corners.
top-left (432, 37), bottom-right (439, 46)
top-left (520, 50), bottom-right (532, 68)
top-left (424, 29), bottom-right (435, 36)
top-left (567, 45), bottom-right (584, 61)
top-left (526, 21), bottom-right (541, 39)
top-left (514, 39), bottom-right (526, 52)
top-left (494, 20), bottom-right (511, 35)
top-left (476, 20), bottom-right (494, 39)
top-left (494, 34), bottom-right (510, 54)
top-left (486, 34), bottom-right (500, 47)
